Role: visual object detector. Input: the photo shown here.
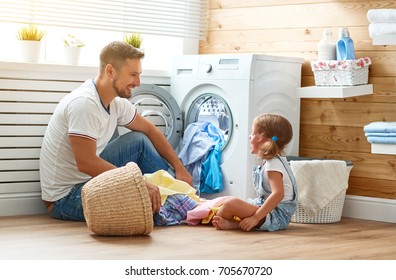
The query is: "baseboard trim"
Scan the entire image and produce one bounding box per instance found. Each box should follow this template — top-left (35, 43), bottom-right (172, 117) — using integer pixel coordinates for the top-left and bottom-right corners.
top-left (343, 195), bottom-right (396, 223)
top-left (0, 193), bottom-right (47, 216)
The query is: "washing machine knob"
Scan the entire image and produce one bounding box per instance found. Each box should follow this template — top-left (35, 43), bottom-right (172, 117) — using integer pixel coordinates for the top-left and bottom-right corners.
top-left (204, 63), bottom-right (212, 73)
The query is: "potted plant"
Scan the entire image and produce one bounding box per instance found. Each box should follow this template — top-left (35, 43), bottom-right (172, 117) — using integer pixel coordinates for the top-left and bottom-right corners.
top-left (16, 24), bottom-right (45, 63)
top-left (124, 33), bottom-right (143, 49)
top-left (63, 34), bottom-right (85, 48)
top-left (63, 34), bottom-right (85, 65)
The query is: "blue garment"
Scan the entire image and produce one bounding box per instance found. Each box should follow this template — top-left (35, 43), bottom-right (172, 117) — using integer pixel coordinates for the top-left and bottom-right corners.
top-left (153, 194), bottom-right (198, 226)
top-left (248, 156), bottom-right (297, 232)
top-left (200, 143), bottom-right (223, 193)
top-left (178, 122), bottom-right (224, 194)
top-left (49, 131), bottom-right (169, 221)
top-left (48, 182), bottom-right (85, 221)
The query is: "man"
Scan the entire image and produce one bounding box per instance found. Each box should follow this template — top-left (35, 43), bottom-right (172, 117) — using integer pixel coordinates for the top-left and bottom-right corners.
top-left (40, 41), bottom-right (192, 221)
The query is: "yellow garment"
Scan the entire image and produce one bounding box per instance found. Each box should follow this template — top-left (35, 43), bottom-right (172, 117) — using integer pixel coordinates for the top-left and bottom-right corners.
top-left (202, 206), bottom-right (221, 224)
top-left (143, 170), bottom-right (200, 205)
top-left (233, 216), bottom-right (241, 222)
top-left (201, 206), bottom-right (241, 224)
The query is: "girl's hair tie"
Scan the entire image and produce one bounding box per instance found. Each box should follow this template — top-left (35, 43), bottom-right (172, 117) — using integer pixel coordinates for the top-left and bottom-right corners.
top-left (271, 136), bottom-right (278, 142)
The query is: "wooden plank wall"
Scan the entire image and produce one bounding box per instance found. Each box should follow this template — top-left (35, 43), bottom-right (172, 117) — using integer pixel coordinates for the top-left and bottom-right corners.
top-left (200, 0), bottom-right (396, 199)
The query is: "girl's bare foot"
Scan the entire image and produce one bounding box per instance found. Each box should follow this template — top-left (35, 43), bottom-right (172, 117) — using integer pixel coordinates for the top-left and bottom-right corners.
top-left (212, 215), bottom-right (240, 230)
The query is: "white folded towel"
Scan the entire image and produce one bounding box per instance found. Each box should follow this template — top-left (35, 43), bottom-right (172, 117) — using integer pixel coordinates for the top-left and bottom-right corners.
top-left (368, 9), bottom-right (396, 23)
top-left (369, 23), bottom-right (396, 38)
top-left (290, 160), bottom-right (349, 217)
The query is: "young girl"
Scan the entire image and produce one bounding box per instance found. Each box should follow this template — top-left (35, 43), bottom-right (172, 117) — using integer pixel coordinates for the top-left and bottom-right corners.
top-left (212, 114), bottom-right (297, 232)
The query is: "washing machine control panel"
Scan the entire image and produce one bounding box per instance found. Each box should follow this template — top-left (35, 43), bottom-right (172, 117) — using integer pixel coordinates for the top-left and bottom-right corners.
top-left (198, 56), bottom-right (251, 79)
top-left (204, 63), bottom-right (212, 73)
top-left (218, 58), bottom-right (239, 70)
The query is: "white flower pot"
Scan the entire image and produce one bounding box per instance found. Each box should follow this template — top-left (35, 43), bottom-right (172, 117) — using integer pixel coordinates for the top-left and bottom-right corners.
top-left (18, 40), bottom-right (42, 63)
top-left (63, 46), bottom-right (82, 65)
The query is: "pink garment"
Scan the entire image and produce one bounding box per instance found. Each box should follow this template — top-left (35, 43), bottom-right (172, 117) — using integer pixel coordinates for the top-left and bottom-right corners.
top-left (186, 196), bottom-right (231, 225)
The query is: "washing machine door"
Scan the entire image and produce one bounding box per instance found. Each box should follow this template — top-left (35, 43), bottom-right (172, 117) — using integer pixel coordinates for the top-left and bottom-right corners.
top-left (129, 84), bottom-right (182, 150)
top-left (184, 93), bottom-right (233, 150)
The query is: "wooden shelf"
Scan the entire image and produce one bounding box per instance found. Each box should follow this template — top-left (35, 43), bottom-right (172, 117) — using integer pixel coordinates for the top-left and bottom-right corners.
top-left (371, 34), bottom-right (396, 45)
top-left (297, 84), bottom-right (373, 98)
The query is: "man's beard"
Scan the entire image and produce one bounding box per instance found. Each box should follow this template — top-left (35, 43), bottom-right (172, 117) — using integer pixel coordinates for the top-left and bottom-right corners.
top-left (112, 76), bottom-right (132, 99)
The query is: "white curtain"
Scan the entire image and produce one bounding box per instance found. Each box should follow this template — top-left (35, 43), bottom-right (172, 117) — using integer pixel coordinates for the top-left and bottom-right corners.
top-left (0, 0), bottom-right (207, 39)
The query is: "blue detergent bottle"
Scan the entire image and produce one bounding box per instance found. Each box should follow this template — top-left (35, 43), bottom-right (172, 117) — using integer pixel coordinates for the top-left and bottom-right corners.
top-left (336, 27), bottom-right (356, 60)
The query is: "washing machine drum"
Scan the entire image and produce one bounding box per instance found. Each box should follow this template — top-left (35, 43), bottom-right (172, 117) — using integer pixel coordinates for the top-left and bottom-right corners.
top-left (184, 94), bottom-right (233, 147)
top-left (130, 84), bottom-right (233, 150)
top-left (130, 84), bottom-right (182, 150)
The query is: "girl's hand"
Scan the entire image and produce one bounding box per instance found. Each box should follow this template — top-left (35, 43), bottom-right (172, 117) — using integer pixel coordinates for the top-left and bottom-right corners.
top-left (239, 216), bottom-right (261, 232)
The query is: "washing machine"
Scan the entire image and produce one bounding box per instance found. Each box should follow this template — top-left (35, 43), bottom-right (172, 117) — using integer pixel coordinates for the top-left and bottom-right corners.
top-left (130, 54), bottom-right (304, 200)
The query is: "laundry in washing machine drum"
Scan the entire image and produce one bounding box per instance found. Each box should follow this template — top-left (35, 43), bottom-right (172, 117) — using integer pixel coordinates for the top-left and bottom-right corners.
top-left (178, 121), bottom-right (224, 194)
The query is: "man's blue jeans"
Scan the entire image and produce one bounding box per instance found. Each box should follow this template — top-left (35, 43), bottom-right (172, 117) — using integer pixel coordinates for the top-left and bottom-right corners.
top-left (49, 131), bottom-right (169, 221)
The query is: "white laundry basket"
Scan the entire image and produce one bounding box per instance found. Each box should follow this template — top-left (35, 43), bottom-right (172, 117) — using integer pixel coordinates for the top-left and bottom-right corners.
top-left (311, 57), bottom-right (371, 86)
top-left (287, 156), bottom-right (353, 224)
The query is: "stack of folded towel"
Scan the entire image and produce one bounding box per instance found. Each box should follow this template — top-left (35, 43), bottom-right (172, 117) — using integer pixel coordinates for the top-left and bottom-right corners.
top-left (363, 121), bottom-right (396, 144)
top-left (367, 9), bottom-right (396, 38)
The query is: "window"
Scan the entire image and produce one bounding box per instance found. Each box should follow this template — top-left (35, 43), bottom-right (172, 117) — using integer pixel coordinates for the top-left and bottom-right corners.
top-left (0, 0), bottom-right (207, 71)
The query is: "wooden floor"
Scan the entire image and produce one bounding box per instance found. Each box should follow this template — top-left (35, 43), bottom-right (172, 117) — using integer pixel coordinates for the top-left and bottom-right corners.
top-left (0, 214), bottom-right (395, 260)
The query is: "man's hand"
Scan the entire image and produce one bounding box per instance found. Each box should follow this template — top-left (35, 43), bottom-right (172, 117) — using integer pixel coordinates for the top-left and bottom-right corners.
top-left (175, 168), bottom-right (193, 186)
top-left (144, 181), bottom-right (161, 213)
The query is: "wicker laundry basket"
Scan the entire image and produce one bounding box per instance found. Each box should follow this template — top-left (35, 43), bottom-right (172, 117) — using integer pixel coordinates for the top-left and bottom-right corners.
top-left (291, 165), bottom-right (353, 224)
top-left (291, 190), bottom-right (347, 224)
top-left (311, 57), bottom-right (371, 86)
top-left (287, 156), bottom-right (353, 224)
top-left (81, 162), bottom-right (153, 236)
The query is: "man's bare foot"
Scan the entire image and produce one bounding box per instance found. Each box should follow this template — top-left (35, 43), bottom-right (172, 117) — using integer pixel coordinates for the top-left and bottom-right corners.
top-left (212, 215), bottom-right (240, 230)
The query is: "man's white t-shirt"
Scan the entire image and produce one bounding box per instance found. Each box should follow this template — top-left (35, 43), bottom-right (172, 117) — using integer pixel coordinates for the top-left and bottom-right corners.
top-left (40, 79), bottom-right (137, 202)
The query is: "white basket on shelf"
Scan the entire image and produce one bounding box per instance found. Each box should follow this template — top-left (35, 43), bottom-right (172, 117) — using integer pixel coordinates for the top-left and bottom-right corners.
top-left (311, 57), bottom-right (371, 86)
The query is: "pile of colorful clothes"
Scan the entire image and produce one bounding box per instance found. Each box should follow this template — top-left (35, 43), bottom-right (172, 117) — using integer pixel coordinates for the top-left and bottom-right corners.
top-left (144, 169), bottom-right (229, 226)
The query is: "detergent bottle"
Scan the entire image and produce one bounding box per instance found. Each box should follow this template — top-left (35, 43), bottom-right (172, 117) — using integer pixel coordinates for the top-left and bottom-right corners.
top-left (317, 29), bottom-right (336, 61)
top-left (336, 27), bottom-right (356, 60)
